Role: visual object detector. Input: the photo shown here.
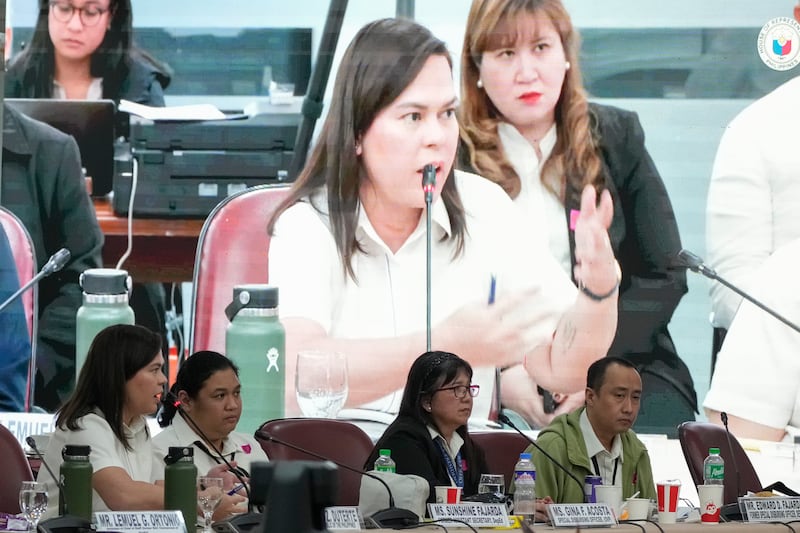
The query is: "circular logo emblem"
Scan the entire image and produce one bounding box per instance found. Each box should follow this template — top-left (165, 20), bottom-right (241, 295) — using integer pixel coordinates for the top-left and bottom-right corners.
top-left (757, 17), bottom-right (800, 71)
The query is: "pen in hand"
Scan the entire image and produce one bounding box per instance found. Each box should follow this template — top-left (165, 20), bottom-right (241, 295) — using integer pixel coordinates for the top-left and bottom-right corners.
top-left (227, 483), bottom-right (246, 496)
top-left (488, 274), bottom-right (497, 305)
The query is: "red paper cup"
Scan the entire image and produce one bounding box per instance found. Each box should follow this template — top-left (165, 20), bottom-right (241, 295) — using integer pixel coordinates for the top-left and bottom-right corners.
top-left (435, 486), bottom-right (462, 504)
top-left (656, 480), bottom-right (681, 523)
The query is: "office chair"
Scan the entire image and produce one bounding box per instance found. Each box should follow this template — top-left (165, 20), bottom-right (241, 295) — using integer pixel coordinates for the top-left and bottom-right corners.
top-left (255, 418), bottom-right (375, 506)
top-left (677, 421), bottom-right (763, 506)
top-left (0, 424), bottom-right (34, 514)
top-left (189, 185), bottom-right (291, 355)
top-left (0, 206), bottom-right (39, 411)
top-left (471, 431), bottom-right (530, 490)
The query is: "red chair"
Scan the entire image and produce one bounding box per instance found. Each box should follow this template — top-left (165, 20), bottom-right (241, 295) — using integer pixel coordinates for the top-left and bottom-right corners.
top-left (255, 418), bottom-right (375, 506)
top-left (0, 423), bottom-right (34, 514)
top-left (189, 185), bottom-right (291, 354)
top-left (0, 207), bottom-right (38, 411)
top-left (677, 421), bottom-right (762, 505)
top-left (471, 431), bottom-right (530, 491)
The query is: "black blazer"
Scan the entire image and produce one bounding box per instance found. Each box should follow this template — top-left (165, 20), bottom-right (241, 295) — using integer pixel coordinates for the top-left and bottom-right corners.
top-left (458, 103), bottom-right (696, 411)
top-left (365, 416), bottom-right (489, 503)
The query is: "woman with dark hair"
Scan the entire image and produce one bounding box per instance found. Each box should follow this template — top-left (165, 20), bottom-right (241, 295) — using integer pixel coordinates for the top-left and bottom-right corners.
top-left (37, 324), bottom-right (166, 516)
top-left (365, 352), bottom-right (487, 501)
top-left (37, 327), bottom-right (241, 517)
top-left (458, 0), bottom-right (695, 433)
top-left (5, 0), bottom-right (170, 104)
top-left (153, 351), bottom-right (268, 480)
top-left (267, 17), bottom-right (619, 425)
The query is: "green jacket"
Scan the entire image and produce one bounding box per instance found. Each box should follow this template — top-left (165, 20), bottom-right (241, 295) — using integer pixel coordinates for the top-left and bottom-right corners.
top-left (529, 407), bottom-right (656, 503)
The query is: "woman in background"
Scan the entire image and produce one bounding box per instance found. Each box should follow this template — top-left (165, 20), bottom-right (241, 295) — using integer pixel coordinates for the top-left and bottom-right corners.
top-left (154, 350), bottom-right (268, 481)
top-left (458, 0), bottom-right (694, 434)
top-left (365, 351), bottom-right (488, 502)
top-left (5, 0), bottom-right (169, 104)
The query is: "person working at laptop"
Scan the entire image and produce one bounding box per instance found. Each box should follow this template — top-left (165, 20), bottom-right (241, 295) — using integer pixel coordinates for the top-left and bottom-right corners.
top-left (4, 0), bottom-right (173, 411)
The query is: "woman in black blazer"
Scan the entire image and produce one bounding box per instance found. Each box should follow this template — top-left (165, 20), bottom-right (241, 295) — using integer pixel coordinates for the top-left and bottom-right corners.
top-left (366, 352), bottom-right (489, 502)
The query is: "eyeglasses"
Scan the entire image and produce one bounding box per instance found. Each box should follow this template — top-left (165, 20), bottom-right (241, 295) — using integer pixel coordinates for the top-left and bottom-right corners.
top-left (49, 1), bottom-right (109, 27)
top-left (435, 384), bottom-right (480, 399)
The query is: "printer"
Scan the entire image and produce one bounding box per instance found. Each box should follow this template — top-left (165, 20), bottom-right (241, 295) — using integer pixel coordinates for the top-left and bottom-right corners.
top-left (112, 112), bottom-right (298, 217)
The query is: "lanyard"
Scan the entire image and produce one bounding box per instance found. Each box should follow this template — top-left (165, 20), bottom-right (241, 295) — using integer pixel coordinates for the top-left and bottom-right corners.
top-left (592, 455), bottom-right (619, 486)
top-left (434, 437), bottom-right (464, 488)
top-left (194, 440), bottom-right (250, 478)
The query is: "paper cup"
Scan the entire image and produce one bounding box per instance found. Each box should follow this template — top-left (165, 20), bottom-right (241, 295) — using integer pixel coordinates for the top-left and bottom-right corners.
top-left (594, 485), bottom-right (622, 518)
top-left (656, 480), bottom-right (681, 523)
top-left (626, 498), bottom-right (651, 520)
top-left (435, 486), bottom-right (462, 504)
top-left (697, 484), bottom-right (724, 525)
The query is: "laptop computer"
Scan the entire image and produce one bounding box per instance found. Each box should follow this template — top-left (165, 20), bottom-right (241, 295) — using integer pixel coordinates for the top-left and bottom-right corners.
top-left (6, 98), bottom-right (116, 197)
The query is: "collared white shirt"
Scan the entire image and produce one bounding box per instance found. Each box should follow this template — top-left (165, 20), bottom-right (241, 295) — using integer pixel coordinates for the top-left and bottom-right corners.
top-left (498, 122), bottom-right (571, 274)
top-left (151, 413), bottom-right (269, 480)
top-left (426, 424), bottom-right (465, 486)
top-left (53, 77), bottom-right (104, 100)
top-left (270, 170), bottom-right (577, 422)
top-left (580, 409), bottom-right (624, 487)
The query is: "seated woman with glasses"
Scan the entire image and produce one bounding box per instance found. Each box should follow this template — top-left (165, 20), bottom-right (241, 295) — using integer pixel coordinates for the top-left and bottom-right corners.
top-left (365, 351), bottom-right (488, 502)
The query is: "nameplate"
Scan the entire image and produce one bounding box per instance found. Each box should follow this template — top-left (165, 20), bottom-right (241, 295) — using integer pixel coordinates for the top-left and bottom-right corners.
top-left (427, 503), bottom-right (509, 527)
top-left (547, 503), bottom-right (616, 527)
top-left (741, 497), bottom-right (800, 522)
top-left (0, 412), bottom-right (55, 448)
top-left (324, 506), bottom-right (362, 530)
top-left (94, 511), bottom-right (186, 533)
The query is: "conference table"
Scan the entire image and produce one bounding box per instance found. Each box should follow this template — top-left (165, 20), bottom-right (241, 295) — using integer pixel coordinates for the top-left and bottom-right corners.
top-left (384, 524), bottom-right (800, 531)
top-left (93, 196), bottom-right (203, 283)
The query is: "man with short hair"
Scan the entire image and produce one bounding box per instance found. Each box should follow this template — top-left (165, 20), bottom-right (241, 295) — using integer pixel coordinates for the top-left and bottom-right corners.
top-left (530, 356), bottom-right (656, 503)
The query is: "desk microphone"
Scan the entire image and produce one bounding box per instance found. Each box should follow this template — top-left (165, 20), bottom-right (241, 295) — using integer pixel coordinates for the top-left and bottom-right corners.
top-left (497, 413), bottom-right (586, 502)
top-left (0, 247), bottom-right (70, 313)
top-left (25, 436), bottom-right (92, 533)
top-left (677, 249), bottom-right (800, 335)
top-left (720, 412), bottom-right (742, 498)
top-left (255, 429), bottom-right (420, 529)
top-left (422, 163), bottom-right (436, 352)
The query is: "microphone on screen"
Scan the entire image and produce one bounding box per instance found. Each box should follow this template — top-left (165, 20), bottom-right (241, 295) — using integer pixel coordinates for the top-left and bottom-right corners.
top-left (497, 413), bottom-right (586, 502)
top-left (255, 429), bottom-right (420, 529)
top-left (422, 162), bottom-right (437, 352)
top-left (677, 249), bottom-right (800, 335)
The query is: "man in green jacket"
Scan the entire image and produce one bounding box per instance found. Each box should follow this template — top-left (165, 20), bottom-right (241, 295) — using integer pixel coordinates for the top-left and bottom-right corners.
top-left (530, 356), bottom-right (656, 503)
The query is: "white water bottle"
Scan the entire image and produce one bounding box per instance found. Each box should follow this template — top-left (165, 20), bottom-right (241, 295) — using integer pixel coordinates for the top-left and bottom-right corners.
top-left (514, 473), bottom-right (536, 524)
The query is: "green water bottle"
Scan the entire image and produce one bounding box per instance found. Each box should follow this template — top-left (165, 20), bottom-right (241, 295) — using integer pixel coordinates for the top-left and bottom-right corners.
top-left (164, 447), bottom-right (198, 533)
top-left (75, 268), bottom-right (135, 381)
top-left (60, 445), bottom-right (93, 520)
top-left (225, 285), bottom-right (285, 433)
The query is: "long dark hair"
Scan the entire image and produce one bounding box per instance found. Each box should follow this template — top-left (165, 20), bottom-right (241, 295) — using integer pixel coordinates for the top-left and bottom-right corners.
top-left (57, 324), bottom-right (162, 450)
top-left (158, 350), bottom-right (240, 427)
top-left (10, 0), bottom-right (138, 100)
top-left (267, 18), bottom-right (467, 281)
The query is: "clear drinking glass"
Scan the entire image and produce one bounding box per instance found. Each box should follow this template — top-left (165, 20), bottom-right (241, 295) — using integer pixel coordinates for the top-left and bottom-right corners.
top-left (295, 350), bottom-right (348, 418)
top-left (18, 481), bottom-right (48, 533)
top-left (197, 477), bottom-right (223, 533)
top-left (478, 474), bottom-right (505, 498)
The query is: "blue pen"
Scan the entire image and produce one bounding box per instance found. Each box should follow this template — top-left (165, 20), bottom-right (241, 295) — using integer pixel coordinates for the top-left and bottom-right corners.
top-left (488, 274), bottom-right (496, 304)
top-left (227, 483), bottom-right (246, 496)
